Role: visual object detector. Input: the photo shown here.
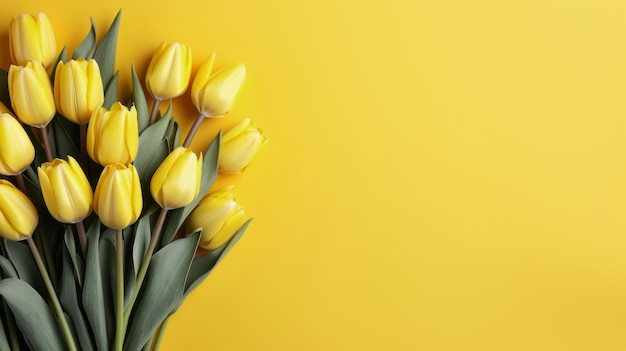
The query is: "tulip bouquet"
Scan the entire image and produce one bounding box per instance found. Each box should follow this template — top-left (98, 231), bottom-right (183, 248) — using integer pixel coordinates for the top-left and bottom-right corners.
top-left (0, 10), bottom-right (266, 351)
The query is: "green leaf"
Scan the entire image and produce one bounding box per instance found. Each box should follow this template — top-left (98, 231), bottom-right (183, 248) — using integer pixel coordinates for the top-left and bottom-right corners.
top-left (134, 103), bottom-right (172, 182)
top-left (3, 240), bottom-right (45, 297)
top-left (73, 18), bottom-right (97, 59)
top-left (0, 256), bottom-right (18, 279)
top-left (82, 221), bottom-right (110, 351)
top-left (99, 232), bottom-right (116, 339)
top-left (184, 219), bottom-right (252, 295)
top-left (51, 117), bottom-right (80, 161)
top-left (132, 217), bottom-right (151, 277)
top-left (0, 278), bottom-right (66, 351)
top-left (63, 226), bottom-right (84, 287)
top-left (60, 246), bottom-right (94, 351)
top-left (93, 10), bottom-right (121, 89)
top-left (131, 62), bottom-right (149, 133)
top-left (104, 71), bottom-right (120, 109)
top-left (0, 69), bottom-right (9, 111)
top-left (124, 233), bottom-right (200, 351)
top-left (160, 131), bottom-right (221, 246)
top-left (50, 47), bottom-right (69, 83)
top-left (0, 310), bottom-right (12, 351)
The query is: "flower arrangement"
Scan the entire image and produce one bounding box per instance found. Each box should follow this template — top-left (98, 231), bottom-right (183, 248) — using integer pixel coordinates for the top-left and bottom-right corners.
top-left (0, 10), bottom-right (266, 351)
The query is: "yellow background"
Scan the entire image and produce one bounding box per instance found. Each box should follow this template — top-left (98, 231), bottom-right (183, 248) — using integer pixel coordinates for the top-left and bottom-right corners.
top-left (3, 0), bottom-right (626, 350)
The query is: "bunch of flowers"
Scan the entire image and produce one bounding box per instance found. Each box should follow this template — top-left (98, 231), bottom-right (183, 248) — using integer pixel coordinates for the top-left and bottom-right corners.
top-left (0, 10), bottom-right (266, 351)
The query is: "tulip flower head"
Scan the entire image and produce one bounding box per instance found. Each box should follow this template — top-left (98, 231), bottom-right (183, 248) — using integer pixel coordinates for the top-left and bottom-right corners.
top-left (94, 164), bottom-right (143, 229)
top-left (219, 119), bottom-right (267, 174)
top-left (145, 41), bottom-right (192, 100)
top-left (191, 57), bottom-right (246, 117)
top-left (9, 12), bottom-right (57, 69)
top-left (8, 61), bottom-right (56, 127)
top-left (38, 157), bottom-right (93, 223)
top-left (0, 113), bottom-right (35, 176)
top-left (87, 103), bottom-right (139, 166)
top-left (0, 180), bottom-right (38, 241)
top-left (151, 146), bottom-right (202, 209)
top-left (187, 185), bottom-right (246, 250)
top-left (54, 58), bottom-right (105, 124)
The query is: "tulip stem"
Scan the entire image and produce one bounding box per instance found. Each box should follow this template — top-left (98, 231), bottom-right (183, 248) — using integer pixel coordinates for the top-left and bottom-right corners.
top-left (152, 315), bottom-right (171, 351)
top-left (75, 221), bottom-right (87, 258)
top-left (115, 228), bottom-right (125, 351)
top-left (26, 237), bottom-right (77, 351)
top-left (39, 125), bottom-right (53, 162)
top-left (183, 114), bottom-right (204, 148)
top-left (123, 208), bottom-right (168, 324)
top-left (149, 98), bottom-right (162, 125)
top-left (15, 173), bottom-right (27, 194)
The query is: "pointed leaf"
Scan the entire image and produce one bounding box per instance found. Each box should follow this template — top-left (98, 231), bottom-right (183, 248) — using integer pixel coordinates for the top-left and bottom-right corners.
top-left (131, 62), bottom-right (149, 133)
top-left (184, 219), bottom-right (252, 294)
top-left (104, 71), bottom-right (120, 109)
top-left (0, 255), bottom-right (18, 278)
top-left (60, 247), bottom-right (94, 351)
top-left (52, 117), bottom-right (80, 161)
top-left (0, 278), bottom-right (65, 351)
top-left (93, 10), bottom-right (121, 89)
top-left (50, 47), bottom-right (69, 83)
top-left (134, 103), bottom-right (172, 182)
top-left (3, 240), bottom-right (45, 296)
top-left (73, 18), bottom-right (97, 59)
top-left (64, 226), bottom-right (84, 287)
top-left (124, 233), bottom-right (200, 351)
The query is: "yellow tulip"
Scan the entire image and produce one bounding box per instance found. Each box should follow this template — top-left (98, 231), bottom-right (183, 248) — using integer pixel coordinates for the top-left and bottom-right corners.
top-left (38, 157), bottom-right (93, 223)
top-left (145, 41), bottom-right (192, 100)
top-left (219, 119), bottom-right (267, 174)
top-left (94, 164), bottom-right (142, 229)
top-left (8, 62), bottom-right (56, 127)
top-left (0, 180), bottom-right (38, 241)
top-left (191, 57), bottom-right (246, 117)
top-left (9, 12), bottom-right (57, 69)
top-left (150, 146), bottom-right (202, 209)
top-left (0, 113), bottom-right (35, 176)
top-left (87, 103), bottom-right (139, 165)
top-left (0, 101), bottom-right (13, 116)
top-left (54, 58), bottom-right (104, 124)
top-left (186, 185), bottom-right (246, 250)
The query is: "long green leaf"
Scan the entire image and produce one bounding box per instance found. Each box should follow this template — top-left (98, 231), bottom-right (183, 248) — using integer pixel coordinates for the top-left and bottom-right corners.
top-left (82, 221), bottom-right (109, 351)
top-left (0, 309), bottom-right (11, 351)
top-left (93, 10), bottom-right (121, 89)
top-left (160, 131), bottom-right (220, 246)
top-left (134, 105), bottom-right (171, 181)
top-left (131, 62), bottom-right (149, 133)
top-left (52, 117), bottom-right (80, 161)
top-left (3, 240), bottom-right (45, 297)
top-left (184, 219), bottom-right (252, 295)
top-left (73, 18), bottom-right (97, 59)
top-left (0, 256), bottom-right (18, 279)
top-left (124, 233), bottom-right (200, 351)
top-left (0, 278), bottom-right (65, 351)
top-left (103, 71), bottom-right (120, 109)
top-left (60, 247), bottom-right (94, 351)
top-left (64, 226), bottom-right (84, 286)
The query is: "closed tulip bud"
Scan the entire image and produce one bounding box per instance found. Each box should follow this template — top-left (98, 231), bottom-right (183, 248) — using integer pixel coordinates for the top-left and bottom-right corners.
top-left (54, 58), bottom-right (104, 124)
top-left (0, 114), bottom-right (35, 176)
top-left (87, 103), bottom-right (139, 165)
top-left (94, 164), bottom-right (142, 229)
top-left (9, 13), bottom-right (57, 69)
top-left (191, 57), bottom-right (246, 117)
top-left (219, 119), bottom-right (267, 174)
top-left (187, 185), bottom-right (246, 250)
top-left (151, 147), bottom-right (202, 209)
top-left (8, 62), bottom-right (56, 127)
top-left (0, 180), bottom-right (38, 241)
top-left (145, 41), bottom-right (192, 100)
top-left (38, 157), bottom-right (93, 223)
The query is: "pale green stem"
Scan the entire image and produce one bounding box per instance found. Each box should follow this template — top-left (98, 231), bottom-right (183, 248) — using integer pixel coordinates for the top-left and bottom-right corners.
top-left (182, 113), bottom-right (205, 148)
top-left (115, 229), bottom-right (124, 351)
top-left (39, 125), bottom-right (53, 162)
top-left (26, 238), bottom-right (77, 351)
top-left (123, 208), bottom-right (168, 324)
top-left (149, 98), bottom-right (162, 125)
top-left (152, 315), bottom-right (171, 351)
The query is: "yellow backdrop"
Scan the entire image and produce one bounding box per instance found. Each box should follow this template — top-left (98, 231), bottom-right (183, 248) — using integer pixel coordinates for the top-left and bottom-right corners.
top-left (3, 0), bottom-right (626, 350)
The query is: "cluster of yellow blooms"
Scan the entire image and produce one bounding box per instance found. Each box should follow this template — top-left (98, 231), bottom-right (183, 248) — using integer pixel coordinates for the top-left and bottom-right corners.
top-left (0, 12), bottom-right (267, 351)
top-left (0, 12), bottom-right (267, 247)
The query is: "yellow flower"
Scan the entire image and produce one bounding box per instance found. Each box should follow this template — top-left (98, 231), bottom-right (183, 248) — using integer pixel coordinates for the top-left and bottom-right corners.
top-left (0, 113), bottom-right (35, 176)
top-left (38, 157), bottom-right (93, 223)
top-left (150, 146), bottom-right (202, 209)
top-left (0, 180), bottom-right (38, 241)
top-left (219, 119), bottom-right (267, 174)
top-left (8, 62), bottom-right (56, 127)
top-left (54, 58), bottom-right (104, 124)
top-left (94, 164), bottom-right (142, 229)
top-left (186, 185), bottom-right (246, 250)
top-left (9, 12), bottom-right (57, 69)
top-left (191, 56), bottom-right (246, 117)
top-left (145, 41), bottom-right (192, 100)
top-left (87, 103), bottom-right (139, 166)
